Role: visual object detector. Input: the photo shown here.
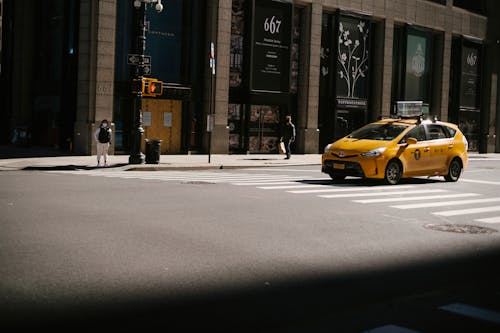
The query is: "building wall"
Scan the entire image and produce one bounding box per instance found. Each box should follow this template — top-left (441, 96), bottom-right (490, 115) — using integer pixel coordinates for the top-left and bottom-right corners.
top-left (74, 0), bottom-right (116, 155)
top-left (1, 0), bottom-right (497, 154)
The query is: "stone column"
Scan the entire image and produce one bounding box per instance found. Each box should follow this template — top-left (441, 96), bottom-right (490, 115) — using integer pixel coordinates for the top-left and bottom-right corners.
top-left (297, 2), bottom-right (322, 153)
top-left (438, 31), bottom-right (452, 121)
top-left (210, 0), bottom-right (231, 154)
top-left (74, 0), bottom-right (116, 155)
top-left (380, 17), bottom-right (394, 118)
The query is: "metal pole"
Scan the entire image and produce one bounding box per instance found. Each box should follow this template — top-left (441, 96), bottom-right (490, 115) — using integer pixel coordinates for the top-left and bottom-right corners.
top-left (129, 1), bottom-right (146, 164)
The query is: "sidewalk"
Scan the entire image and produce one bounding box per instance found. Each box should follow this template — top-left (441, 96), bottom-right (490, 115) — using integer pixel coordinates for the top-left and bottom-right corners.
top-left (0, 149), bottom-right (498, 172)
top-left (0, 153), bottom-right (323, 171)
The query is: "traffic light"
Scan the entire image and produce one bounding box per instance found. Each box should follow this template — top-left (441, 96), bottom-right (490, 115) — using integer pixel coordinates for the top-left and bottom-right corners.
top-left (144, 78), bottom-right (163, 97)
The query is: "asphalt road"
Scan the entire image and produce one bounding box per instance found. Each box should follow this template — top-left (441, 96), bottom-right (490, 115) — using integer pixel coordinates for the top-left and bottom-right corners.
top-left (1, 158), bottom-right (500, 332)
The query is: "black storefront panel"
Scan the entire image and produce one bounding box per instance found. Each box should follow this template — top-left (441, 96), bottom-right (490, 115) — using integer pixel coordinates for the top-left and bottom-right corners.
top-left (250, 0), bottom-right (292, 93)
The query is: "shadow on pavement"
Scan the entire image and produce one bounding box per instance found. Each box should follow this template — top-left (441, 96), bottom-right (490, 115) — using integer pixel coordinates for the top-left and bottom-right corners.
top-left (2, 245), bottom-right (500, 332)
top-left (0, 145), bottom-right (73, 159)
top-left (22, 163), bottom-right (129, 171)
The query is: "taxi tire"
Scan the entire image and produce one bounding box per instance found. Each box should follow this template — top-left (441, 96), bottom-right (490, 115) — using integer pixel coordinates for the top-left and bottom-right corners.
top-left (329, 173), bottom-right (346, 181)
top-left (444, 158), bottom-right (462, 182)
top-left (384, 160), bottom-right (402, 185)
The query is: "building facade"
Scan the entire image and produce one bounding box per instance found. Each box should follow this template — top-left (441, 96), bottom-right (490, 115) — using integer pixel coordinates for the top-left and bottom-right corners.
top-left (1, 0), bottom-right (499, 156)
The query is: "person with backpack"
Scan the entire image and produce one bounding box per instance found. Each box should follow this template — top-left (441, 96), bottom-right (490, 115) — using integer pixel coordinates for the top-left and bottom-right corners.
top-left (94, 119), bottom-right (112, 166)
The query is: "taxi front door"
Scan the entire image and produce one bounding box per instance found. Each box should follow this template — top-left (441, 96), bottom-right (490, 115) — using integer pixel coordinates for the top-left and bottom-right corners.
top-left (401, 140), bottom-right (432, 175)
top-left (399, 125), bottom-right (432, 175)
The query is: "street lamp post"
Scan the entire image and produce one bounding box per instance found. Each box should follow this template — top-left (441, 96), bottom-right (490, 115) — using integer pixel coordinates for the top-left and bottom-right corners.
top-left (129, 0), bottom-right (163, 164)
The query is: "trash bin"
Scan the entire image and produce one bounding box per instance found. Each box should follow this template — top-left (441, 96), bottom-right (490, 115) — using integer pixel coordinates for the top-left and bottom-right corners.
top-left (145, 139), bottom-right (161, 164)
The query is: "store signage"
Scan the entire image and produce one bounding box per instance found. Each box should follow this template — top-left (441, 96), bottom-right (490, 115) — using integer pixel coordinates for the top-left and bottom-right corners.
top-left (460, 45), bottom-right (480, 109)
top-left (250, 0), bottom-right (292, 93)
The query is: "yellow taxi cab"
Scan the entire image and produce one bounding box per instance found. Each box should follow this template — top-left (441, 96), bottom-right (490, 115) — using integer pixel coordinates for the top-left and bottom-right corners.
top-left (321, 117), bottom-right (468, 185)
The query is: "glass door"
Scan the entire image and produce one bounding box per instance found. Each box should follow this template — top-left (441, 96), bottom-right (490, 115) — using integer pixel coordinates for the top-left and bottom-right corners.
top-left (248, 105), bottom-right (281, 153)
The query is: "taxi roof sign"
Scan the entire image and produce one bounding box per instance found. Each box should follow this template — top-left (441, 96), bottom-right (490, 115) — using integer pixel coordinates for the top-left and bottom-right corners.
top-left (396, 101), bottom-right (423, 118)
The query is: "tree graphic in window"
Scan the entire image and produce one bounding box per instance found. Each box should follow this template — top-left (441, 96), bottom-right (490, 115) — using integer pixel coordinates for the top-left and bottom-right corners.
top-left (337, 20), bottom-right (369, 97)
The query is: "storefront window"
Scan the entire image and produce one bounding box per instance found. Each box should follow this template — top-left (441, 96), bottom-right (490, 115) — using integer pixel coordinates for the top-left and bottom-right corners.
top-left (145, 0), bottom-right (183, 84)
top-left (336, 16), bottom-right (370, 100)
top-left (453, 0), bottom-right (486, 15)
top-left (404, 32), bottom-right (432, 102)
top-left (392, 25), bottom-right (433, 115)
top-left (230, 0), bottom-right (245, 88)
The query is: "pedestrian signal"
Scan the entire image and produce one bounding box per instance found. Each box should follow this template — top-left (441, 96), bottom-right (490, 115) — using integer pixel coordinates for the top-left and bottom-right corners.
top-left (144, 78), bottom-right (163, 97)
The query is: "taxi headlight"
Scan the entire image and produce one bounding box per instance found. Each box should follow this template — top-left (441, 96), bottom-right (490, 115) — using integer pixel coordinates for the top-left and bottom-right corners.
top-left (361, 147), bottom-right (386, 157)
top-left (324, 144), bottom-right (332, 154)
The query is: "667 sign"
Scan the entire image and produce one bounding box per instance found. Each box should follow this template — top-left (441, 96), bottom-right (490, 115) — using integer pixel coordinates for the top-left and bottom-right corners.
top-left (264, 16), bottom-right (282, 34)
top-left (250, 0), bottom-right (292, 93)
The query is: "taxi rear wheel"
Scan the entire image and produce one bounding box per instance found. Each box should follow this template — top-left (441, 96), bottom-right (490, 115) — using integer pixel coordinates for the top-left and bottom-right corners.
top-left (384, 160), bottom-right (402, 185)
top-left (445, 158), bottom-right (462, 182)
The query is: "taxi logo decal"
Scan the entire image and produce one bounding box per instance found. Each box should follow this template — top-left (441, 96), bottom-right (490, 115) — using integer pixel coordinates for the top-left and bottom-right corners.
top-left (339, 151), bottom-right (345, 158)
top-left (414, 149), bottom-right (421, 160)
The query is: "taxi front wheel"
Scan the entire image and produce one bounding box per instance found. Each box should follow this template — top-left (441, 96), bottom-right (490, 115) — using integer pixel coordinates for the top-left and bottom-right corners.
top-left (445, 158), bottom-right (462, 182)
top-left (385, 160), bottom-right (402, 185)
top-left (329, 173), bottom-right (346, 181)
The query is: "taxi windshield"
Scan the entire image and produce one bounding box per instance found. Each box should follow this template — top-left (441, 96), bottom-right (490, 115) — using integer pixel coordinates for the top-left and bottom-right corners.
top-left (348, 123), bottom-right (408, 141)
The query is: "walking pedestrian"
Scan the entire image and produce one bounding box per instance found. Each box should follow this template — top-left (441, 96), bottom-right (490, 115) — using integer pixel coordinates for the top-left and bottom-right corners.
top-left (94, 119), bottom-right (112, 166)
top-left (281, 115), bottom-right (296, 160)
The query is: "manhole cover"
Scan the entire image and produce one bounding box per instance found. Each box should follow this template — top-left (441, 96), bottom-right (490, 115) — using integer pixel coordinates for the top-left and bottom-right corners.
top-left (182, 181), bottom-right (216, 185)
top-left (423, 224), bottom-right (497, 234)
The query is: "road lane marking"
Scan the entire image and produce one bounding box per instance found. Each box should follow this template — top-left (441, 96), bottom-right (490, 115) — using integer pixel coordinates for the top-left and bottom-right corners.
top-left (434, 205), bottom-right (500, 217)
top-left (475, 216), bottom-right (500, 224)
top-left (391, 197), bottom-right (500, 209)
top-left (288, 185), bottom-right (416, 194)
top-left (355, 193), bottom-right (480, 204)
top-left (319, 189), bottom-right (447, 199)
top-left (439, 303), bottom-right (500, 324)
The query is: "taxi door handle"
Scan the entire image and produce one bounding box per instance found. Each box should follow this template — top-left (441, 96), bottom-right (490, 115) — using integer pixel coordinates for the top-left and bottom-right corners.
top-left (448, 144), bottom-right (454, 149)
top-left (424, 147), bottom-right (430, 152)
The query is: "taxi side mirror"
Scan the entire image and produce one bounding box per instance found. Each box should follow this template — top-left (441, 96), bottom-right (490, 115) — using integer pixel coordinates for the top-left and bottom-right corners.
top-left (406, 137), bottom-right (418, 145)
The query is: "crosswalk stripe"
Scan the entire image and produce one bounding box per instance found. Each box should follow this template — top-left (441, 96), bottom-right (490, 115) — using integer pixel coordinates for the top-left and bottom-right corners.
top-left (475, 216), bottom-right (500, 224)
top-left (258, 184), bottom-right (328, 190)
top-left (391, 197), bottom-right (500, 210)
top-left (63, 171), bottom-right (310, 183)
top-left (319, 189), bottom-right (447, 199)
top-left (233, 181), bottom-right (299, 186)
top-left (434, 205), bottom-right (500, 217)
top-left (355, 193), bottom-right (480, 204)
top-left (439, 303), bottom-right (500, 324)
top-left (288, 184), bottom-right (416, 194)
top-left (461, 179), bottom-right (500, 186)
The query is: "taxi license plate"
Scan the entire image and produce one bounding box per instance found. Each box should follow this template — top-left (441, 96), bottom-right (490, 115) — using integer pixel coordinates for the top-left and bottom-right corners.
top-left (333, 163), bottom-right (345, 170)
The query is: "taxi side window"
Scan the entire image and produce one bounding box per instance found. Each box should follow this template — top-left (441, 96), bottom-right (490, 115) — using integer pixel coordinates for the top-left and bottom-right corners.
top-left (426, 124), bottom-right (448, 140)
top-left (399, 125), bottom-right (426, 144)
top-left (443, 126), bottom-right (457, 137)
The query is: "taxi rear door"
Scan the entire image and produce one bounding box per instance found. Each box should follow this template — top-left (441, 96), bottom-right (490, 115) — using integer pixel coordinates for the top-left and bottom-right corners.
top-left (425, 124), bottom-right (454, 173)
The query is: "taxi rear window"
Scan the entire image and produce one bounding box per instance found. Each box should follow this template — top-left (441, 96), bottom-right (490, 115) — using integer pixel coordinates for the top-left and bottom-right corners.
top-left (348, 123), bottom-right (408, 141)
